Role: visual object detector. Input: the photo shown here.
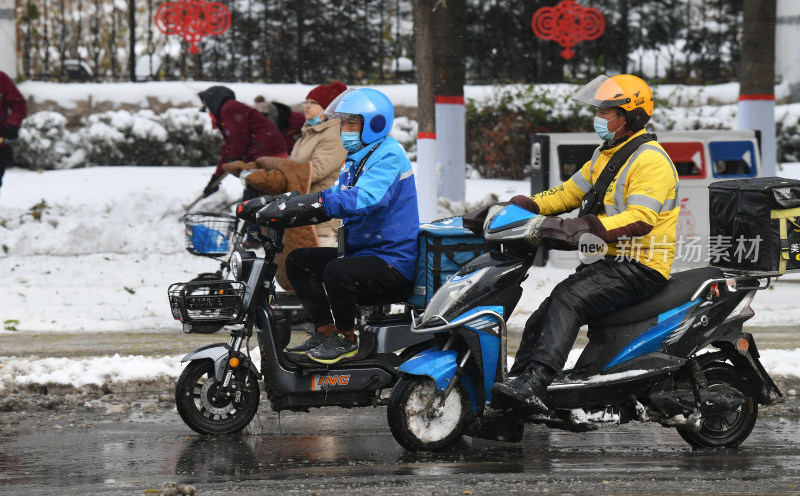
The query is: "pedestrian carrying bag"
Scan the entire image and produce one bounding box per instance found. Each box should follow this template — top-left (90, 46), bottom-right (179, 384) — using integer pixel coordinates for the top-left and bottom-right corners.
top-left (408, 217), bottom-right (499, 308)
top-left (709, 177), bottom-right (800, 274)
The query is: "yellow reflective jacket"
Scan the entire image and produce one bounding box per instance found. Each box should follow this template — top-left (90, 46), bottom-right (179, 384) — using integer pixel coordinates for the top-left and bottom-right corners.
top-left (532, 129), bottom-right (679, 279)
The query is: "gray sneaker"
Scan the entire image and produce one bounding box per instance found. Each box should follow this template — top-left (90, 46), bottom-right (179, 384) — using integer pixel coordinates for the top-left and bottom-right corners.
top-left (306, 333), bottom-right (358, 364)
top-left (286, 332), bottom-right (326, 354)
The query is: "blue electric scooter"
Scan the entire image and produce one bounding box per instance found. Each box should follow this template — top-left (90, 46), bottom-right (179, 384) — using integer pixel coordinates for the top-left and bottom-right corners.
top-left (386, 204), bottom-right (782, 451)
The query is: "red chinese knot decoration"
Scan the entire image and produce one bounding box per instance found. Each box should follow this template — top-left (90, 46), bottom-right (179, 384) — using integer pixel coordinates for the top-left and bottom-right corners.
top-left (531, 0), bottom-right (605, 60)
top-left (155, 0), bottom-right (231, 54)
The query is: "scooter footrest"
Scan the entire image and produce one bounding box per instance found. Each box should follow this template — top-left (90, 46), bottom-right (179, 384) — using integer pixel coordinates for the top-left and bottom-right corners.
top-left (283, 331), bottom-right (377, 368)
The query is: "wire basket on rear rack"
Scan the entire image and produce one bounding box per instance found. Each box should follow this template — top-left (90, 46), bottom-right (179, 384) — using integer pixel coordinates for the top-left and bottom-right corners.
top-left (183, 212), bottom-right (237, 256)
top-left (168, 280), bottom-right (247, 325)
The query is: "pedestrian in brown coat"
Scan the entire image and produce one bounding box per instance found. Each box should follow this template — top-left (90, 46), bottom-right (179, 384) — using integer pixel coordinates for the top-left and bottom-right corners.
top-left (223, 82), bottom-right (348, 290)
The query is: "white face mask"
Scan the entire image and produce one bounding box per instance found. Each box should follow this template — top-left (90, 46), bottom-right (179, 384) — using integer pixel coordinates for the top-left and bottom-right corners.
top-left (593, 114), bottom-right (624, 141)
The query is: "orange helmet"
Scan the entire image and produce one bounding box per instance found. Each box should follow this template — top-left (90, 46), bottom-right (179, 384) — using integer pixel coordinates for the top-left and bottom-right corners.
top-left (571, 74), bottom-right (654, 131)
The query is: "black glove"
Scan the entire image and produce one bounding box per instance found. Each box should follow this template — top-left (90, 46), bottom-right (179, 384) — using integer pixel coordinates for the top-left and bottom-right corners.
top-left (236, 194), bottom-right (277, 223)
top-left (509, 195), bottom-right (539, 214)
top-left (237, 191), bottom-right (330, 228)
top-left (203, 173), bottom-right (222, 196)
top-left (3, 124), bottom-right (19, 142)
top-left (537, 215), bottom-right (615, 251)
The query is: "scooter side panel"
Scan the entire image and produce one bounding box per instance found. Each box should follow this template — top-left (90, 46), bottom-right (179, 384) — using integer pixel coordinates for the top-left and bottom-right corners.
top-left (550, 353), bottom-right (685, 409)
top-left (604, 300), bottom-right (700, 369)
top-left (371, 324), bottom-right (431, 354)
top-left (255, 308), bottom-right (398, 398)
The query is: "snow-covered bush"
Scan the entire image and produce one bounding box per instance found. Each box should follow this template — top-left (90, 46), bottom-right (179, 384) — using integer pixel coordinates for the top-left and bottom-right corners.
top-left (14, 108), bottom-right (220, 169)
top-left (15, 111), bottom-right (82, 169)
top-left (465, 85), bottom-right (587, 179)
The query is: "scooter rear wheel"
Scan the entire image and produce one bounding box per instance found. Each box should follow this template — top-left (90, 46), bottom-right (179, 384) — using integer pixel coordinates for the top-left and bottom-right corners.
top-left (176, 360), bottom-right (261, 435)
top-left (387, 376), bottom-right (469, 452)
top-left (677, 363), bottom-right (758, 449)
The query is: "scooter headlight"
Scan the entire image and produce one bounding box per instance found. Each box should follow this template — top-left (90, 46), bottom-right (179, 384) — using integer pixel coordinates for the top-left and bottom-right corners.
top-left (421, 267), bottom-right (489, 325)
top-left (230, 251), bottom-right (257, 281)
top-left (231, 251), bottom-right (243, 280)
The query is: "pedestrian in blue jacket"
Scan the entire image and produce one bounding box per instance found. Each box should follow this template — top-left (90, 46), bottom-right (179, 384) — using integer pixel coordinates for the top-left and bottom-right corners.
top-left (278, 88), bottom-right (420, 364)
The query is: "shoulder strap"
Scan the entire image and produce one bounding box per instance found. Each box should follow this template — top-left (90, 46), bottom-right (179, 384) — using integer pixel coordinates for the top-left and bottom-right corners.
top-left (348, 142), bottom-right (382, 187)
top-left (578, 133), bottom-right (657, 218)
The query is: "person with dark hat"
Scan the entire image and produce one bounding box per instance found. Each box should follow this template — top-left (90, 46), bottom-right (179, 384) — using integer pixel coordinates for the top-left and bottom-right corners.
top-left (197, 86), bottom-right (288, 199)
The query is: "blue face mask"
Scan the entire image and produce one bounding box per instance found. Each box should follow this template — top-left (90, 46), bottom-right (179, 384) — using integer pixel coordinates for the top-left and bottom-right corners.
top-left (594, 115), bottom-right (621, 142)
top-left (307, 115), bottom-right (321, 127)
top-left (341, 132), bottom-right (363, 153)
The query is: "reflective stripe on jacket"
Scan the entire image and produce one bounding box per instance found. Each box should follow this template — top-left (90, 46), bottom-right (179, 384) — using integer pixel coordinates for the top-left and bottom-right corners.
top-left (533, 129), bottom-right (679, 278)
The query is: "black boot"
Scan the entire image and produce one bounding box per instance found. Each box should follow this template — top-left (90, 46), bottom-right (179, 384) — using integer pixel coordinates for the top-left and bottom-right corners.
top-left (490, 365), bottom-right (551, 415)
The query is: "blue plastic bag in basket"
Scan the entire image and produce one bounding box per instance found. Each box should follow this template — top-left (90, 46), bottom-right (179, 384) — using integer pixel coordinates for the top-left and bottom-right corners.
top-left (191, 223), bottom-right (229, 254)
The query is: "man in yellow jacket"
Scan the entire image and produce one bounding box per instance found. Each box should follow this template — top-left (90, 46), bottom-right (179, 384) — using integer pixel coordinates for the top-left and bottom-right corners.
top-left (491, 74), bottom-right (680, 415)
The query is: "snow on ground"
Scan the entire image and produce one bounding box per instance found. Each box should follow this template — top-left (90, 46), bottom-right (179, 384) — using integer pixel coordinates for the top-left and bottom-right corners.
top-left (2, 165), bottom-right (800, 392)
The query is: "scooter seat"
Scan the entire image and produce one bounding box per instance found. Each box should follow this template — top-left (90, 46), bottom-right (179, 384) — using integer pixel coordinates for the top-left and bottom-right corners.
top-left (588, 266), bottom-right (724, 327)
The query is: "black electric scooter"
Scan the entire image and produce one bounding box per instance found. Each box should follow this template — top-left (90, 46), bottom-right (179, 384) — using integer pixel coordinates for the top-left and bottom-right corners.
top-left (169, 220), bottom-right (431, 435)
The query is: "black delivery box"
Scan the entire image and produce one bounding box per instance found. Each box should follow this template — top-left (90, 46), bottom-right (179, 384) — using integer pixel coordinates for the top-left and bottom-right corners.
top-left (709, 177), bottom-right (800, 274)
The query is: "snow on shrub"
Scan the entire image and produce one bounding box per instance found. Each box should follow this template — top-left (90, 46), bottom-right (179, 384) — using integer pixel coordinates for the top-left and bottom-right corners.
top-left (12, 98), bottom-right (800, 175)
top-left (14, 108), bottom-right (220, 169)
top-left (15, 111), bottom-right (81, 169)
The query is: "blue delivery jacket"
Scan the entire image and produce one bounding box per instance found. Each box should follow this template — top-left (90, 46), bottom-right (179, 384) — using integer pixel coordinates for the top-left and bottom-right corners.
top-left (320, 136), bottom-right (419, 281)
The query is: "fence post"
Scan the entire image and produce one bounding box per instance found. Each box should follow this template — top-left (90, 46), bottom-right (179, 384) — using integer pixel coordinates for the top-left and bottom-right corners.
top-left (0, 0), bottom-right (17, 78)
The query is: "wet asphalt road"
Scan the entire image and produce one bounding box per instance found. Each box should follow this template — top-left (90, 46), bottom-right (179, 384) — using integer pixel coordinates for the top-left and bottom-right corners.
top-left (2, 324), bottom-right (800, 495)
top-left (3, 397), bottom-right (800, 496)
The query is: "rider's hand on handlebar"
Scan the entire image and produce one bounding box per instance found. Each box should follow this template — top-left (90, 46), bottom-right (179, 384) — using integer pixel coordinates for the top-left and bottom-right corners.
top-left (236, 194), bottom-right (277, 224)
top-left (510, 195), bottom-right (539, 214)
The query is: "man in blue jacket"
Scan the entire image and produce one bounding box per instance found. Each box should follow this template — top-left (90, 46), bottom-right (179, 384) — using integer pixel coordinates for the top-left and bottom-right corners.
top-left (242, 88), bottom-right (419, 364)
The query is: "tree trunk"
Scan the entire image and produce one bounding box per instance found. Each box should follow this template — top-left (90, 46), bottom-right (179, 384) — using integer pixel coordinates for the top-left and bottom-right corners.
top-left (432, 0), bottom-right (465, 202)
top-left (414, 0), bottom-right (435, 137)
top-left (738, 0), bottom-right (776, 175)
top-left (414, 0), bottom-right (438, 221)
top-left (740, 0), bottom-right (775, 96)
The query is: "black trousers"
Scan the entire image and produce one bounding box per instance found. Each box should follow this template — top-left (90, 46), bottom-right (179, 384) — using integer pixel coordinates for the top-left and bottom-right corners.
top-left (509, 259), bottom-right (668, 380)
top-left (285, 247), bottom-right (412, 330)
top-left (0, 146), bottom-right (12, 191)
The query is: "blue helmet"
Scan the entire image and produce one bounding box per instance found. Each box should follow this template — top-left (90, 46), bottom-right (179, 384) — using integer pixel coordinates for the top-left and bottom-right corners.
top-left (324, 88), bottom-right (394, 144)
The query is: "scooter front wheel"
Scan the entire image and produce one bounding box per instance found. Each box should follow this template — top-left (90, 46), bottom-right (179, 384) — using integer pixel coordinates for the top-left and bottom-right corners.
top-left (175, 360), bottom-right (261, 435)
top-left (387, 375), bottom-right (469, 452)
top-left (677, 363), bottom-right (758, 449)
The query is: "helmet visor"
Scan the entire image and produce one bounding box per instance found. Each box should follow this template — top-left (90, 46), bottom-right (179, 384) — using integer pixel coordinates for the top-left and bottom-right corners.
top-left (571, 75), bottom-right (630, 109)
top-left (323, 88), bottom-right (356, 120)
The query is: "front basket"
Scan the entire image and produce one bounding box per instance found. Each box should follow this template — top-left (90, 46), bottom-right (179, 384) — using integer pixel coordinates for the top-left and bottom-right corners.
top-left (183, 212), bottom-right (237, 256)
top-left (168, 280), bottom-right (246, 324)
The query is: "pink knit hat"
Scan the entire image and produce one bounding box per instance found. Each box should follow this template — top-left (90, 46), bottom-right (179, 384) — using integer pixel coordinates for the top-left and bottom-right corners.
top-left (307, 81), bottom-right (348, 109)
